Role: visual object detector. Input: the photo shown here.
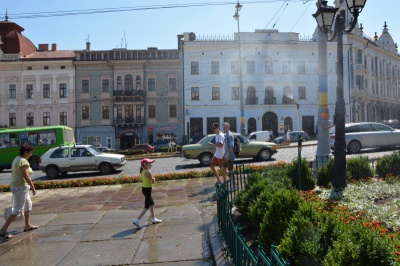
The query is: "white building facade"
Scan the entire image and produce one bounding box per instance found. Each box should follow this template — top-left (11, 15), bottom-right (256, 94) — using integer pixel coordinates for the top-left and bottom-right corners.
top-left (183, 29), bottom-right (348, 138)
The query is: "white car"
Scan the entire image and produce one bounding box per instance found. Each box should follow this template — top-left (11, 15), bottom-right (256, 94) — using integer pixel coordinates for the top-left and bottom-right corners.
top-left (329, 122), bottom-right (400, 153)
top-left (39, 145), bottom-right (126, 178)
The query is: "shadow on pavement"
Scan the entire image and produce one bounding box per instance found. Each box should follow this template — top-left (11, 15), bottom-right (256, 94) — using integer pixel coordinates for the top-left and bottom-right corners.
top-left (112, 228), bottom-right (140, 238)
top-left (33, 170), bottom-right (124, 182)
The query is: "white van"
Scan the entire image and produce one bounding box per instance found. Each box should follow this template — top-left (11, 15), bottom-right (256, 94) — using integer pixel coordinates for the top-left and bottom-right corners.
top-left (248, 131), bottom-right (271, 142)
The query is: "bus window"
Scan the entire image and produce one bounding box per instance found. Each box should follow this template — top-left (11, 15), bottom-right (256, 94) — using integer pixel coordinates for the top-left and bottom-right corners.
top-left (0, 134), bottom-right (10, 148)
top-left (9, 133), bottom-right (19, 147)
top-left (28, 132), bottom-right (38, 146)
top-left (38, 131), bottom-right (56, 145)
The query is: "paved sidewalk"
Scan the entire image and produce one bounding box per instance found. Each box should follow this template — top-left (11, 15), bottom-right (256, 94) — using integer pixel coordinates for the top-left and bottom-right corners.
top-left (0, 177), bottom-right (217, 265)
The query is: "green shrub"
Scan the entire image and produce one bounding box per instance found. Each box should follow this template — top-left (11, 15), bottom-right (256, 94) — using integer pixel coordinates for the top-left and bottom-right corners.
top-left (376, 152), bottom-right (400, 178)
top-left (258, 189), bottom-right (302, 253)
top-left (323, 223), bottom-right (396, 266)
top-left (235, 170), bottom-right (291, 218)
top-left (161, 146), bottom-right (182, 152)
top-left (286, 158), bottom-right (315, 191)
top-left (316, 157), bottom-right (334, 188)
top-left (346, 156), bottom-right (374, 181)
top-left (277, 202), bottom-right (323, 266)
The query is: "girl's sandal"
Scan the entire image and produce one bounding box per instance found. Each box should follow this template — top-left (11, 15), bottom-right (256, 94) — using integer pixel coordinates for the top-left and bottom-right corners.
top-left (0, 232), bottom-right (13, 239)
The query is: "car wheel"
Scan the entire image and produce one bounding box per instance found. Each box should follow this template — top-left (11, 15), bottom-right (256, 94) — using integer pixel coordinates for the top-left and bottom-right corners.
top-left (347, 140), bottom-right (361, 154)
top-left (146, 151), bottom-right (151, 154)
top-left (60, 171), bottom-right (68, 176)
top-left (198, 153), bottom-right (213, 166)
top-left (46, 166), bottom-right (59, 179)
top-left (99, 163), bottom-right (113, 175)
top-left (0, 167), bottom-right (4, 173)
top-left (29, 156), bottom-right (41, 170)
top-left (258, 148), bottom-right (272, 161)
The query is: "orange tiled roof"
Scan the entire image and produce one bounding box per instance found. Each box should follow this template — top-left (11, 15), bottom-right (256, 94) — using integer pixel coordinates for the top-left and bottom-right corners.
top-left (23, 50), bottom-right (75, 60)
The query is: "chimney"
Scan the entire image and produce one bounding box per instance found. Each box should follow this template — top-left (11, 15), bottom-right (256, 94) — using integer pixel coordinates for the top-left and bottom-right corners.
top-left (38, 44), bottom-right (49, 52)
top-left (86, 41), bottom-right (91, 51)
top-left (51, 43), bottom-right (57, 51)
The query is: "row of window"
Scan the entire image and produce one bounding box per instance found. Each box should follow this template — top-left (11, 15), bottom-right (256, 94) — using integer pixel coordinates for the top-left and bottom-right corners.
top-left (79, 104), bottom-right (178, 120)
top-left (82, 76), bottom-right (177, 93)
top-left (8, 112), bottom-right (67, 127)
top-left (8, 84), bottom-right (68, 99)
top-left (189, 86), bottom-right (307, 101)
top-left (355, 48), bottom-right (400, 77)
top-left (79, 51), bottom-right (179, 61)
top-left (26, 66), bottom-right (66, 70)
top-left (190, 61), bottom-right (306, 75)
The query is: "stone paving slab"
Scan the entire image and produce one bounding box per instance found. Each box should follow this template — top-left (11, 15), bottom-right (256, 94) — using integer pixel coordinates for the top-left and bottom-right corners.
top-left (0, 242), bottom-right (77, 266)
top-left (46, 211), bottom-right (105, 226)
top-left (132, 234), bottom-right (205, 264)
top-left (81, 224), bottom-right (142, 241)
top-left (143, 217), bottom-right (204, 238)
top-left (57, 239), bottom-right (138, 266)
top-left (0, 177), bottom-right (218, 265)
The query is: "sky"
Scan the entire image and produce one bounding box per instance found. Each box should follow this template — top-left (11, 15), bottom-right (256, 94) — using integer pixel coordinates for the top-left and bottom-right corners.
top-left (1, 0), bottom-right (398, 51)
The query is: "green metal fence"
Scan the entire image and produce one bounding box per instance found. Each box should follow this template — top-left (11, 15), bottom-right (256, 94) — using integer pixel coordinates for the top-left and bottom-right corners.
top-left (216, 163), bottom-right (290, 266)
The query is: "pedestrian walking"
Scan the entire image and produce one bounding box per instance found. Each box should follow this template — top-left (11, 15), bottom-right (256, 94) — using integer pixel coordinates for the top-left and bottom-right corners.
top-left (286, 129), bottom-right (291, 145)
top-left (168, 139), bottom-right (173, 152)
top-left (269, 129), bottom-right (274, 141)
top-left (207, 123), bottom-right (226, 187)
top-left (221, 122), bottom-right (235, 190)
top-left (133, 158), bottom-right (162, 228)
top-left (0, 143), bottom-right (38, 239)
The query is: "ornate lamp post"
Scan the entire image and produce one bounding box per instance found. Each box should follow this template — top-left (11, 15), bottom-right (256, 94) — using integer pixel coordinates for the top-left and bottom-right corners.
top-left (233, 1), bottom-right (245, 136)
top-left (292, 99), bottom-right (301, 189)
top-left (313, 0), bottom-right (367, 198)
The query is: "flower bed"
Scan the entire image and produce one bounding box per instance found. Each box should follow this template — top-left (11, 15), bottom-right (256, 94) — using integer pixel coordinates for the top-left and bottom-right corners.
top-left (0, 162), bottom-right (287, 193)
top-left (233, 160), bottom-right (400, 265)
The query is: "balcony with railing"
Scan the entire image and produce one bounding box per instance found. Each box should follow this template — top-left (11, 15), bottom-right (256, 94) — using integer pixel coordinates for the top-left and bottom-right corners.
top-left (282, 95), bottom-right (293, 104)
top-left (113, 89), bottom-right (144, 103)
top-left (246, 97), bottom-right (258, 105)
top-left (113, 117), bottom-right (145, 126)
top-left (264, 97), bottom-right (276, 105)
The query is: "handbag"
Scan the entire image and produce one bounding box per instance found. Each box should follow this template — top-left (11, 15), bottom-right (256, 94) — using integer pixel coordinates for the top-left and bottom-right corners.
top-left (4, 196), bottom-right (24, 221)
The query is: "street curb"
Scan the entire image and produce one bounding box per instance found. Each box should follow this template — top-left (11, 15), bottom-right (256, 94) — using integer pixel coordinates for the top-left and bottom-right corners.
top-left (208, 215), bottom-right (231, 266)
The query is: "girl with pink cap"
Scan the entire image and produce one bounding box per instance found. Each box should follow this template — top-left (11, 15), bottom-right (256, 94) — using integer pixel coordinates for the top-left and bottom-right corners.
top-left (133, 158), bottom-right (162, 228)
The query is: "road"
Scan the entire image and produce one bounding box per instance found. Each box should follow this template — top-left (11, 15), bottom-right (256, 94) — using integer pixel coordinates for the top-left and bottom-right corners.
top-left (0, 143), bottom-right (399, 185)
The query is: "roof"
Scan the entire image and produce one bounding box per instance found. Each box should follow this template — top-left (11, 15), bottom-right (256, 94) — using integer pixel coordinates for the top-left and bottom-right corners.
top-left (23, 50), bottom-right (75, 60)
top-left (0, 20), bottom-right (36, 56)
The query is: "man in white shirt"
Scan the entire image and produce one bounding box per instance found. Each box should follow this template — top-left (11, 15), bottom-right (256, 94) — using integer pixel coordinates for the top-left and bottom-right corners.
top-left (208, 123), bottom-right (226, 186)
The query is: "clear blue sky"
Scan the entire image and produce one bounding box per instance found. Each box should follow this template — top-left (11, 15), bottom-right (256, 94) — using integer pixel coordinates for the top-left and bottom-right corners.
top-left (1, 0), bottom-right (398, 51)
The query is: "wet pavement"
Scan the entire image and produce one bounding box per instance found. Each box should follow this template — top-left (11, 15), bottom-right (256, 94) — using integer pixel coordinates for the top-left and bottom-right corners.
top-left (0, 177), bottom-right (218, 265)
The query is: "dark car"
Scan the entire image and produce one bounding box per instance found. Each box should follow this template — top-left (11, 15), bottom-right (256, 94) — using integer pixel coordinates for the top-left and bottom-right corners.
top-left (151, 140), bottom-right (170, 152)
top-left (381, 119), bottom-right (400, 129)
top-left (131, 144), bottom-right (154, 154)
top-left (273, 131), bottom-right (309, 144)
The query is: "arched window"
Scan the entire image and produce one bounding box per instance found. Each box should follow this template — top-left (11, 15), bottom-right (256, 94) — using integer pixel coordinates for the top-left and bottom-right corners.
top-left (282, 86), bottom-right (292, 104)
top-left (117, 76), bottom-right (122, 92)
top-left (136, 76), bottom-right (141, 90)
top-left (125, 74), bottom-right (133, 94)
top-left (264, 86), bottom-right (275, 104)
top-left (246, 86), bottom-right (257, 105)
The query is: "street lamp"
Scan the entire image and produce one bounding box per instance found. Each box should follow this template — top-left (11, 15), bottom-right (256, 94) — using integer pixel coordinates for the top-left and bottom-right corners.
top-left (292, 98), bottom-right (301, 189)
top-left (313, 0), bottom-right (367, 198)
top-left (233, 1), bottom-right (245, 136)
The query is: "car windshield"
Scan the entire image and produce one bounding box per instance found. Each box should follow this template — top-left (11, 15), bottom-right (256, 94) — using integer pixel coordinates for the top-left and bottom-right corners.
top-left (88, 146), bottom-right (102, 155)
top-left (197, 135), bottom-right (211, 144)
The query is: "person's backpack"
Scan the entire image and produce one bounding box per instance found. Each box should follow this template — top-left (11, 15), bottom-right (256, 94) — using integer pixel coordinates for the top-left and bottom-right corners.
top-left (233, 135), bottom-right (241, 156)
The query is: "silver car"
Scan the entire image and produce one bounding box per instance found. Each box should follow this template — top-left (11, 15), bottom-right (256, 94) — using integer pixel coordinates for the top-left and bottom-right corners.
top-left (329, 122), bottom-right (400, 153)
top-left (40, 145), bottom-right (126, 178)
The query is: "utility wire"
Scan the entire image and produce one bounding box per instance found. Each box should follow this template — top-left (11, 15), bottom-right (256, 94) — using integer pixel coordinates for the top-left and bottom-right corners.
top-left (7, 1), bottom-right (305, 20)
top-left (289, 0), bottom-right (313, 32)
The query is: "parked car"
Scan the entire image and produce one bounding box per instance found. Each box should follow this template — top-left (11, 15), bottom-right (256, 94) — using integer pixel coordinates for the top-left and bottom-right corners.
top-left (248, 131), bottom-right (271, 142)
top-left (381, 119), bottom-right (400, 129)
top-left (131, 143), bottom-right (154, 154)
top-left (273, 131), bottom-right (309, 144)
top-left (329, 122), bottom-right (400, 153)
top-left (182, 133), bottom-right (278, 166)
top-left (151, 140), bottom-right (170, 152)
top-left (98, 147), bottom-right (116, 153)
top-left (39, 145), bottom-right (126, 178)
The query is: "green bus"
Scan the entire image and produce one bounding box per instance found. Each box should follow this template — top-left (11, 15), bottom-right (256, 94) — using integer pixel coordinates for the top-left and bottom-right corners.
top-left (0, 125), bottom-right (75, 171)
